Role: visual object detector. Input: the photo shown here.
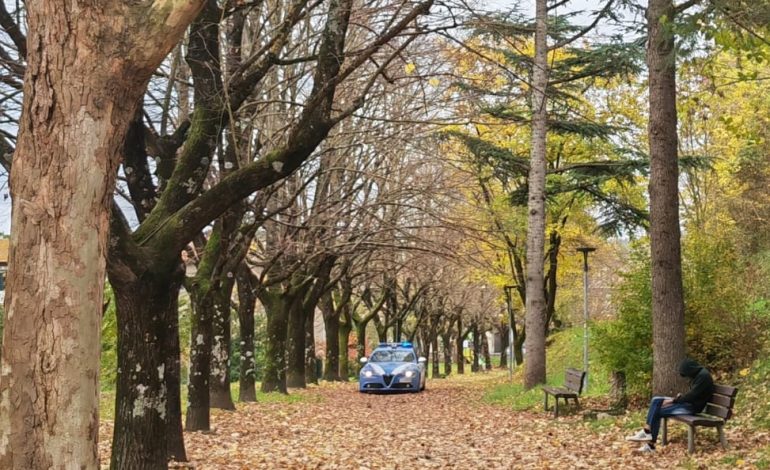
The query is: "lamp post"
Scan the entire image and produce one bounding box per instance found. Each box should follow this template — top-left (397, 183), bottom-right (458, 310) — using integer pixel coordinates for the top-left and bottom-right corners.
top-left (503, 285), bottom-right (518, 381)
top-left (576, 247), bottom-right (596, 392)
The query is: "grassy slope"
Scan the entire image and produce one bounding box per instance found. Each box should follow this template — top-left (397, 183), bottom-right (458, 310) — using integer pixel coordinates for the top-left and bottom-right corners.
top-left (483, 326), bottom-right (611, 410)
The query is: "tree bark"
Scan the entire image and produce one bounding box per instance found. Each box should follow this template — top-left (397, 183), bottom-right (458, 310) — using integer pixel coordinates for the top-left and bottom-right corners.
top-left (456, 317), bottom-right (465, 375)
top-left (236, 265), bottom-right (257, 402)
top-left (471, 326), bottom-right (481, 372)
top-left (259, 290), bottom-right (289, 394)
top-left (647, 0), bottom-right (687, 396)
top-left (441, 333), bottom-right (452, 376)
top-left (321, 292), bottom-right (341, 381)
top-left (0, 1), bottom-right (202, 466)
top-left (431, 335), bottom-right (440, 377)
top-left (186, 282), bottom-right (214, 431)
top-left (286, 300), bottom-right (307, 388)
top-left (339, 308), bottom-right (353, 381)
top-left (110, 264), bottom-right (187, 468)
top-left (498, 323), bottom-right (509, 369)
top-left (305, 305), bottom-right (318, 386)
top-left (210, 279), bottom-right (235, 409)
top-left (524, 0), bottom-right (549, 389)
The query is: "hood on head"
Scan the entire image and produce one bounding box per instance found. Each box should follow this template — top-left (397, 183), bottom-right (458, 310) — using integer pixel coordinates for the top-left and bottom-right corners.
top-left (678, 358), bottom-right (702, 378)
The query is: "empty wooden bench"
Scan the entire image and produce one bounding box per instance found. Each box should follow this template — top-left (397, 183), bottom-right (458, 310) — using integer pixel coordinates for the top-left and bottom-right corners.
top-left (661, 384), bottom-right (739, 454)
top-left (542, 368), bottom-right (586, 417)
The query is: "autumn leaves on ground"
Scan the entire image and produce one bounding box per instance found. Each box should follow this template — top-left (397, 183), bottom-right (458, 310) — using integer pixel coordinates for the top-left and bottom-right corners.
top-left (99, 372), bottom-right (769, 469)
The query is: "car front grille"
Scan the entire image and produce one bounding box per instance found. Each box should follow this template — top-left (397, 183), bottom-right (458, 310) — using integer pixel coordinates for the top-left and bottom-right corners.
top-left (382, 374), bottom-right (393, 386)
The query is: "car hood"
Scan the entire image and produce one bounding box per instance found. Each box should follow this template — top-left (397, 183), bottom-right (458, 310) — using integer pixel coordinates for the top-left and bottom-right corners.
top-left (366, 362), bottom-right (417, 375)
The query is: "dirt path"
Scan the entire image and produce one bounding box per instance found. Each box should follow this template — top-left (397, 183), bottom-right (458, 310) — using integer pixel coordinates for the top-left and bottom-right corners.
top-left (100, 372), bottom-right (765, 469)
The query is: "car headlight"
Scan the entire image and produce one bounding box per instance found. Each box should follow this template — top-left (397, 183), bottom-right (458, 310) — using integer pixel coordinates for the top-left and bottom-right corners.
top-left (404, 370), bottom-right (414, 378)
top-left (363, 370), bottom-right (373, 378)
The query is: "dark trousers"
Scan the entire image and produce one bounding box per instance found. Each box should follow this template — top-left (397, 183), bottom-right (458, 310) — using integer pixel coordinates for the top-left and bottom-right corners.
top-left (646, 396), bottom-right (693, 443)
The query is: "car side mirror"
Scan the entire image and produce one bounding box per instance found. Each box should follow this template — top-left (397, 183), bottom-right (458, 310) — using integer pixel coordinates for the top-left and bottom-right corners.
top-left (418, 357), bottom-right (427, 364)
top-left (359, 357), bottom-right (368, 364)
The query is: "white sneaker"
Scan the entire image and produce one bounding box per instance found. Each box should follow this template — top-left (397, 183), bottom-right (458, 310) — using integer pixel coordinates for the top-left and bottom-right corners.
top-left (635, 443), bottom-right (655, 453)
top-left (625, 429), bottom-right (652, 442)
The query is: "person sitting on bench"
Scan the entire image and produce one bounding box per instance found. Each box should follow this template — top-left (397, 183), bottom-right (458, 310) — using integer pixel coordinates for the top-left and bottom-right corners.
top-left (625, 358), bottom-right (715, 453)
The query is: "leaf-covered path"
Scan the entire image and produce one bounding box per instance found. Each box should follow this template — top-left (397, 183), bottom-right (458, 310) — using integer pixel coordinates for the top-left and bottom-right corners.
top-left (100, 372), bottom-right (767, 468)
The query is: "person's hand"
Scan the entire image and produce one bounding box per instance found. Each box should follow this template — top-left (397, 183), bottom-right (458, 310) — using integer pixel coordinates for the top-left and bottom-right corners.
top-left (662, 398), bottom-right (674, 407)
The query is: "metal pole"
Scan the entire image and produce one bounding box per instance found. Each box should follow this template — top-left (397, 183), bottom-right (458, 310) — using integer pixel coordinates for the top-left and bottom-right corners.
top-left (504, 288), bottom-right (513, 380)
top-left (577, 247), bottom-right (595, 392)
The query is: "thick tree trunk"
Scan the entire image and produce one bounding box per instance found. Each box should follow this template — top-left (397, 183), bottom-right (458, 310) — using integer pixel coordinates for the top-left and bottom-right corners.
top-left (524, 0), bottom-right (549, 389)
top-left (647, 0), bottom-right (687, 396)
top-left (210, 280), bottom-right (235, 409)
top-left (163, 285), bottom-right (187, 462)
top-left (110, 267), bottom-right (187, 468)
top-left (186, 286), bottom-right (214, 431)
top-left (0, 2), bottom-right (201, 467)
top-left (456, 317), bottom-right (465, 375)
top-left (286, 301), bottom-right (307, 388)
top-left (321, 293), bottom-right (341, 381)
top-left (236, 266), bottom-right (257, 402)
top-left (338, 312), bottom-right (353, 382)
top-left (482, 333), bottom-right (492, 371)
top-left (355, 322), bottom-right (368, 363)
top-left (305, 307), bottom-right (318, 386)
top-left (260, 291), bottom-right (289, 394)
top-left (431, 335), bottom-right (440, 377)
top-left (441, 333), bottom-right (452, 376)
top-left (471, 326), bottom-right (481, 372)
top-left (499, 324), bottom-right (509, 369)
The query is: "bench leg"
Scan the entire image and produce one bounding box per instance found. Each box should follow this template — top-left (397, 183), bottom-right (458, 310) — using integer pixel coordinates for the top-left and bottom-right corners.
top-left (544, 392), bottom-right (549, 412)
top-left (555, 397), bottom-right (560, 417)
top-left (718, 424), bottom-right (727, 450)
top-left (687, 425), bottom-right (695, 454)
top-left (662, 418), bottom-right (668, 446)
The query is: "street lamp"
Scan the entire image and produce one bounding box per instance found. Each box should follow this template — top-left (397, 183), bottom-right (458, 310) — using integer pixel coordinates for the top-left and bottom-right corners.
top-left (577, 247), bottom-right (596, 392)
top-left (503, 285), bottom-right (518, 381)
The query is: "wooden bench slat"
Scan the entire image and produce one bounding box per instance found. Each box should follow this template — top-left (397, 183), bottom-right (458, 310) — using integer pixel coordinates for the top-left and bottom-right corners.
top-left (670, 414), bottom-right (724, 427)
top-left (709, 394), bottom-right (735, 409)
top-left (703, 404), bottom-right (732, 420)
top-left (713, 384), bottom-right (738, 397)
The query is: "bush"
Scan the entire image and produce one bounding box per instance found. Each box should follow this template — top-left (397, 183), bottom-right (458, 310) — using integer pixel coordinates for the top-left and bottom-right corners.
top-left (595, 236), bottom-right (770, 397)
top-left (593, 244), bottom-right (652, 396)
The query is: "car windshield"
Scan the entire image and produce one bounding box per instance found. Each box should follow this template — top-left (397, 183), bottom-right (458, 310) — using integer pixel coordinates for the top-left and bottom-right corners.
top-left (369, 350), bottom-right (415, 363)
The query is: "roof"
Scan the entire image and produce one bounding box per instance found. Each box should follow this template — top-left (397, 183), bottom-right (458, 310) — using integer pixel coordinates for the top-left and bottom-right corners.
top-left (0, 238), bottom-right (8, 265)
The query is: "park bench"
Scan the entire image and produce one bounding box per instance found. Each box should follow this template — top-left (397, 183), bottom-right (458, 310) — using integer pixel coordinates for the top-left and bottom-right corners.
top-left (542, 368), bottom-right (586, 417)
top-left (661, 384), bottom-right (739, 454)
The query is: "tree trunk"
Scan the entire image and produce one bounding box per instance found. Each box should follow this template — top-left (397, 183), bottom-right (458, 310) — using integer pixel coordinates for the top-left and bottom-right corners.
top-left (236, 265), bottom-right (257, 402)
top-left (164, 286), bottom-right (187, 462)
top-left (304, 305), bottom-right (318, 386)
top-left (209, 279), bottom-right (235, 409)
top-left (338, 311), bottom-right (353, 382)
top-left (441, 333), bottom-right (452, 376)
top-left (259, 290), bottom-right (289, 394)
top-left (110, 266), bottom-right (187, 468)
top-left (0, 5), bottom-right (199, 468)
top-left (286, 300), bottom-right (307, 388)
top-left (186, 285), bottom-right (214, 431)
top-left (456, 317), bottom-right (465, 375)
top-left (431, 335), bottom-right (440, 378)
top-left (482, 332), bottom-right (492, 371)
top-left (471, 326), bottom-right (481, 372)
top-left (610, 371), bottom-right (628, 411)
top-left (524, 0), bottom-right (549, 389)
top-left (499, 324), bottom-right (509, 369)
top-left (321, 292), bottom-right (341, 381)
top-left (355, 322), bottom-right (368, 363)
top-left (647, 0), bottom-right (687, 396)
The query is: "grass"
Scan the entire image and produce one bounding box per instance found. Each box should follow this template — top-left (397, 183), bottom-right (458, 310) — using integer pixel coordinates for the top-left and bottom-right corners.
top-left (100, 381), bottom-right (315, 421)
top-left (482, 326), bottom-right (611, 411)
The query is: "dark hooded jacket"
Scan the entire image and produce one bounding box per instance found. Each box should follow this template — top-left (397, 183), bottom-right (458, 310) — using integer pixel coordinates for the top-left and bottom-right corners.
top-left (672, 359), bottom-right (714, 413)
